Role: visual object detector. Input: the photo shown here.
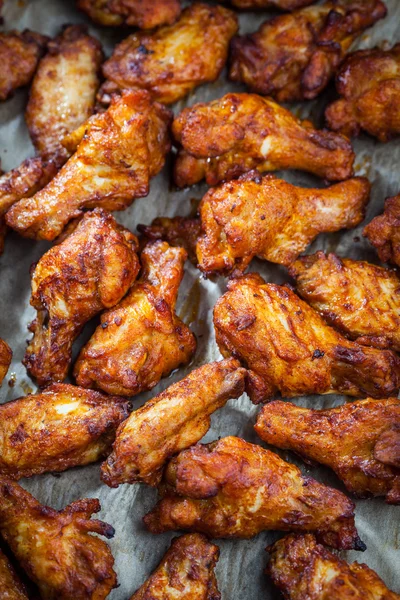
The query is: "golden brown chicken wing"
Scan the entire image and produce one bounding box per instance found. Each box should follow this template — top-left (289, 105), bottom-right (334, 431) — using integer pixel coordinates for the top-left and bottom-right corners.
top-left (267, 534), bottom-right (400, 600)
top-left (98, 3), bottom-right (238, 106)
top-left (144, 436), bottom-right (364, 550)
top-left (77, 0), bottom-right (181, 28)
top-left (6, 90), bottom-right (172, 241)
top-left (138, 216), bottom-right (201, 263)
top-left (25, 25), bottom-right (103, 165)
top-left (229, 0), bottom-right (387, 102)
top-left (0, 339), bottom-right (12, 387)
top-left (101, 358), bottom-right (245, 487)
top-left (172, 93), bottom-right (355, 187)
top-left (213, 275), bottom-right (400, 404)
top-left (0, 478), bottom-right (117, 599)
top-left (364, 194), bottom-right (400, 266)
top-left (290, 252), bottom-right (400, 351)
top-left (0, 548), bottom-right (28, 600)
top-left (326, 44), bottom-right (400, 142)
top-left (255, 398), bottom-right (400, 504)
top-left (74, 240), bottom-right (196, 396)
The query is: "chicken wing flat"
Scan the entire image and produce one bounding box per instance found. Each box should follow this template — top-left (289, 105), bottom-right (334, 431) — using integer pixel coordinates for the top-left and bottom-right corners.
top-left (6, 90), bottom-right (172, 241)
top-left (172, 93), bottom-right (355, 187)
top-left (138, 216), bottom-right (201, 263)
top-left (24, 209), bottom-right (139, 386)
top-left (25, 25), bottom-right (103, 164)
top-left (267, 534), bottom-right (400, 600)
top-left (326, 44), bottom-right (400, 142)
top-left (77, 0), bottom-right (181, 28)
top-left (0, 339), bottom-right (12, 386)
top-left (0, 30), bottom-right (48, 101)
top-left (0, 478), bottom-right (117, 599)
top-left (290, 252), bottom-right (400, 351)
top-left (144, 436), bottom-right (364, 550)
top-left (213, 275), bottom-right (400, 404)
top-left (98, 3), bottom-right (238, 106)
top-left (74, 241), bottom-right (196, 396)
top-left (255, 398), bottom-right (400, 504)
top-left (101, 358), bottom-right (245, 487)
top-left (364, 194), bottom-right (400, 266)
top-left (0, 548), bottom-right (28, 600)
top-left (130, 534), bottom-right (220, 600)
top-left (229, 0), bottom-right (387, 102)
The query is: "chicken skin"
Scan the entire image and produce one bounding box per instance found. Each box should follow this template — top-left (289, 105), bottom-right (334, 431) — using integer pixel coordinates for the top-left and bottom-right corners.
top-left (0, 478), bottom-right (117, 600)
top-left (77, 0), bottom-right (181, 29)
top-left (255, 398), bottom-right (400, 504)
top-left (130, 534), bottom-right (220, 600)
top-left (326, 44), bottom-right (400, 142)
top-left (98, 3), bottom-right (238, 106)
top-left (364, 194), bottom-right (400, 267)
top-left (74, 241), bottom-right (196, 396)
top-left (0, 549), bottom-right (28, 600)
top-left (172, 93), bottom-right (355, 188)
top-left (138, 216), bottom-right (201, 264)
top-left (25, 25), bottom-right (103, 165)
top-left (6, 90), bottom-right (172, 241)
top-left (290, 252), bottom-right (400, 351)
top-left (144, 436), bottom-right (364, 550)
top-left (229, 0), bottom-right (387, 102)
top-left (101, 358), bottom-right (245, 488)
top-left (24, 209), bottom-right (139, 386)
top-left (0, 339), bottom-right (12, 386)
top-left (213, 275), bottom-right (400, 404)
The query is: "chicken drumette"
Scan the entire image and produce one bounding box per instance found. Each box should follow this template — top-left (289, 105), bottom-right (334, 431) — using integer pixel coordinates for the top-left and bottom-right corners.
top-left (0, 548), bottom-right (28, 600)
top-left (364, 193), bottom-right (400, 267)
top-left (77, 0), bottom-right (181, 29)
top-left (0, 339), bottom-right (12, 386)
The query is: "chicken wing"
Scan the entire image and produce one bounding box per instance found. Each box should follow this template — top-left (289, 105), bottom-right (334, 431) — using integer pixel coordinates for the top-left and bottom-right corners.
top-left (255, 398), bottom-right (400, 504)
top-left (0, 339), bottom-right (12, 386)
top-left (290, 252), bottom-right (400, 351)
top-left (130, 534), bottom-right (220, 600)
top-left (0, 548), bottom-right (28, 600)
top-left (326, 44), bottom-right (400, 142)
top-left (0, 478), bottom-right (117, 599)
top-left (229, 0), bottom-right (387, 102)
top-left (25, 25), bottom-right (103, 165)
top-left (267, 534), bottom-right (400, 600)
top-left (144, 436), bottom-right (364, 550)
top-left (77, 0), bottom-right (181, 28)
top-left (363, 194), bottom-right (400, 266)
top-left (138, 216), bottom-right (201, 263)
top-left (101, 358), bottom-right (245, 487)
top-left (74, 240), bottom-right (196, 396)
top-left (172, 93), bottom-right (355, 187)
top-left (98, 3), bottom-right (238, 106)
top-left (213, 275), bottom-right (400, 403)
top-left (6, 90), bottom-right (172, 241)
top-left (0, 30), bottom-right (47, 101)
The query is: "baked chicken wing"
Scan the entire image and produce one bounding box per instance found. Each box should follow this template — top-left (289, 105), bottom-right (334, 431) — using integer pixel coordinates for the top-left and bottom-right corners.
top-left (213, 275), bottom-right (400, 403)
top-left (172, 93), bottom-right (355, 187)
top-left (98, 3), bottom-right (238, 106)
top-left (363, 193), bottom-right (400, 266)
top-left (0, 339), bottom-right (12, 386)
top-left (229, 0), bottom-right (387, 102)
top-left (0, 548), bottom-right (28, 600)
top-left (0, 478), bottom-right (117, 599)
top-left (77, 0), bottom-right (181, 28)
top-left (255, 398), bottom-right (400, 504)
top-left (267, 534), bottom-right (400, 600)
top-left (144, 436), bottom-right (364, 550)
top-left (74, 240), bottom-right (196, 396)
top-left (6, 90), bottom-right (172, 241)
top-left (326, 43), bottom-right (400, 142)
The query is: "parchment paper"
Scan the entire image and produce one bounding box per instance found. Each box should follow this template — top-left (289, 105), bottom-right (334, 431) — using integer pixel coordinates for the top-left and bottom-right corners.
top-left (0, 0), bottom-right (399, 597)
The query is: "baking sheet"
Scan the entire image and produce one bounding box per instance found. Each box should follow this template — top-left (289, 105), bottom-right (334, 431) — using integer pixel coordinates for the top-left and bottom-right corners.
top-left (0, 0), bottom-right (399, 597)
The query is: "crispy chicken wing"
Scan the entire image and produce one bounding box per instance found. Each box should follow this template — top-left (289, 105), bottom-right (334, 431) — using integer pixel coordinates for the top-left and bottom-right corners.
top-left (326, 44), bottom-right (400, 142)
top-left (130, 534), bottom-right (220, 600)
top-left (98, 3), bottom-right (238, 106)
top-left (0, 478), bottom-right (117, 599)
top-left (0, 548), bottom-right (28, 600)
top-left (255, 398), bottom-right (400, 504)
top-left (364, 194), bottom-right (400, 266)
top-left (101, 358), bottom-right (245, 487)
top-left (138, 216), bottom-right (201, 264)
top-left (74, 241), bottom-right (196, 396)
top-left (213, 275), bottom-right (400, 403)
top-left (144, 436), bottom-right (364, 550)
top-left (77, 0), bottom-right (181, 28)
top-left (0, 339), bottom-right (12, 386)
top-left (6, 90), bottom-right (172, 241)
top-left (267, 534), bottom-right (400, 600)
top-left (172, 93), bottom-right (355, 187)
top-left (229, 0), bottom-right (387, 102)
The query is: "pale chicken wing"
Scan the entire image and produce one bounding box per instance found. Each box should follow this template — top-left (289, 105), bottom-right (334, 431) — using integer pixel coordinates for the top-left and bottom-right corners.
top-left (0, 548), bottom-right (28, 600)
top-left (0, 339), bottom-right (12, 386)
top-left (77, 0), bottom-right (181, 28)
top-left (363, 193), bottom-right (400, 266)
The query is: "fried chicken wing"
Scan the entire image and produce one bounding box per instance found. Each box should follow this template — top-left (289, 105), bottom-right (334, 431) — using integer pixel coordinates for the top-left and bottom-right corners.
top-left (0, 478), bottom-right (117, 599)
top-left (74, 240), bottom-right (196, 396)
top-left (98, 3), bottom-right (238, 106)
top-left (326, 44), bottom-right (400, 142)
top-left (77, 0), bottom-right (181, 28)
top-left (229, 0), bottom-right (387, 102)
top-left (138, 216), bottom-right (201, 263)
top-left (363, 194), bottom-right (400, 266)
top-left (255, 398), bottom-right (400, 504)
top-left (25, 25), bottom-right (103, 164)
top-left (0, 548), bottom-right (28, 600)
top-left (144, 436), bottom-right (364, 550)
top-left (213, 275), bottom-right (400, 403)
top-left (6, 90), bottom-right (172, 241)
top-left (267, 534), bottom-right (400, 600)
top-left (172, 93), bottom-right (355, 187)
top-left (0, 339), bottom-right (12, 386)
